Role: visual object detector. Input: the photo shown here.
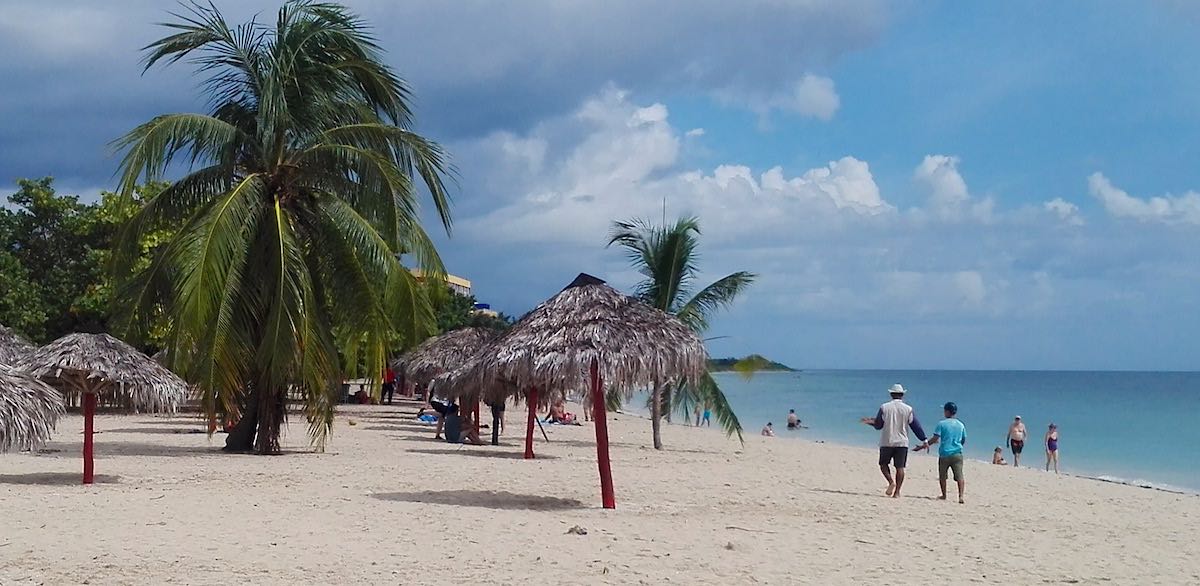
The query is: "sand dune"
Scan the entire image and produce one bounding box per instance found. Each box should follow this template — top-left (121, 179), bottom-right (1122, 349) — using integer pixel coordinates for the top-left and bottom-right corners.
top-left (1, 402), bottom-right (1197, 585)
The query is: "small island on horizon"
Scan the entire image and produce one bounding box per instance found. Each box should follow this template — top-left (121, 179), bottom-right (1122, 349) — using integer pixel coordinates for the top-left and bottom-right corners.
top-left (708, 354), bottom-right (798, 372)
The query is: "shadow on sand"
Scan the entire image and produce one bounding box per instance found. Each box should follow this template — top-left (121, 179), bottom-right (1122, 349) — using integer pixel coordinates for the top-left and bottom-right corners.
top-left (372, 489), bottom-right (583, 511)
top-left (406, 447), bottom-right (558, 460)
top-left (34, 441), bottom-right (221, 458)
top-left (809, 487), bottom-right (940, 501)
top-left (100, 427), bottom-right (209, 435)
top-left (0, 472), bottom-right (120, 485)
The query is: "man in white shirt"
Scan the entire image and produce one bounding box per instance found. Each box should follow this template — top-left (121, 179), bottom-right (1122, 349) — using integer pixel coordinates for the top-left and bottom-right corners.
top-left (861, 384), bottom-right (928, 498)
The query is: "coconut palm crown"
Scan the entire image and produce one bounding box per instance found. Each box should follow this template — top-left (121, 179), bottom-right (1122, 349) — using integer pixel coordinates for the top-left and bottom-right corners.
top-left (111, 1), bottom-right (451, 453)
top-left (608, 216), bottom-right (756, 446)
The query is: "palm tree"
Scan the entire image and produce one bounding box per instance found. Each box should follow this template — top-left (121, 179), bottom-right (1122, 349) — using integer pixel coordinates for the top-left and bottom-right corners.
top-left (608, 216), bottom-right (755, 448)
top-left (110, 1), bottom-right (451, 454)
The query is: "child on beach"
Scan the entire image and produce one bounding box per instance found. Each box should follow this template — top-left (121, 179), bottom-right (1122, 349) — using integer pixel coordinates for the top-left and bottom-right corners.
top-left (992, 447), bottom-right (1007, 465)
top-left (702, 404), bottom-right (711, 427)
top-left (761, 422), bottom-right (774, 436)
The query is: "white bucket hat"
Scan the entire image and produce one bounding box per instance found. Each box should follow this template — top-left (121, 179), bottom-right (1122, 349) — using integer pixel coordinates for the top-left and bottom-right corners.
top-left (888, 383), bottom-right (906, 395)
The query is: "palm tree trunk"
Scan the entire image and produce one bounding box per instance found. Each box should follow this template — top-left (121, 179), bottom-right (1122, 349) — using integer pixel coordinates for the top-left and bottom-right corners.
top-left (663, 385), bottom-right (672, 423)
top-left (650, 380), bottom-right (663, 450)
top-left (255, 384), bottom-right (285, 454)
top-left (223, 384), bottom-right (259, 453)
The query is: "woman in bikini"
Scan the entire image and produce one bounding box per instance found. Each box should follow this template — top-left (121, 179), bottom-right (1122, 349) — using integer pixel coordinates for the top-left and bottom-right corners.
top-left (1045, 423), bottom-right (1060, 474)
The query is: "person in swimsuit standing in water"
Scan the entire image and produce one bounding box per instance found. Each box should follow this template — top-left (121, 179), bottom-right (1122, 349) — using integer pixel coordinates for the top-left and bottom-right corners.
top-left (1007, 416), bottom-right (1027, 467)
top-left (1045, 423), bottom-right (1060, 474)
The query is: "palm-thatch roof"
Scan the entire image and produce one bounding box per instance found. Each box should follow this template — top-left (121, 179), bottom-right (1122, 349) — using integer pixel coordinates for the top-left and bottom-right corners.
top-left (17, 333), bottom-right (188, 413)
top-left (393, 327), bottom-right (496, 386)
top-left (461, 274), bottom-right (707, 403)
top-left (0, 325), bottom-right (37, 367)
top-left (0, 364), bottom-right (65, 452)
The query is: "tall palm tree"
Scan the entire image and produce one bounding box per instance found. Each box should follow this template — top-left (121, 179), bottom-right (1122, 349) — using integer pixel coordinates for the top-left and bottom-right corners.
top-left (110, 1), bottom-right (451, 454)
top-left (608, 216), bottom-right (755, 448)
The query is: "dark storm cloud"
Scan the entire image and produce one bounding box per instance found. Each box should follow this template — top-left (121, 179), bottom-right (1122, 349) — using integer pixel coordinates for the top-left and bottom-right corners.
top-left (0, 0), bottom-right (887, 193)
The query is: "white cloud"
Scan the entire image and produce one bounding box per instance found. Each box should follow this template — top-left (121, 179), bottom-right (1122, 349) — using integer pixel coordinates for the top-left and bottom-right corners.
top-left (1087, 172), bottom-right (1200, 225)
top-left (460, 88), bottom-right (889, 246)
top-left (441, 88), bottom-right (1200, 359)
top-left (720, 74), bottom-right (842, 123)
top-left (913, 154), bottom-right (993, 222)
top-left (784, 75), bottom-right (842, 120)
top-left (685, 128), bottom-right (706, 138)
top-left (1043, 198), bottom-right (1084, 226)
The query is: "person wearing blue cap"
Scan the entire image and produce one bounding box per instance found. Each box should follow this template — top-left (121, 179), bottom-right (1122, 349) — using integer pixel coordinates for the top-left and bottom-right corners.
top-left (917, 402), bottom-right (967, 504)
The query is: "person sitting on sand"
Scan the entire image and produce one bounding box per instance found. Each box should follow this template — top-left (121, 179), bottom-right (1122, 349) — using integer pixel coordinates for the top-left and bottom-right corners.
top-left (916, 401), bottom-right (967, 504)
top-left (861, 383), bottom-right (927, 498)
top-left (548, 398), bottom-right (578, 425)
top-left (443, 405), bottom-right (483, 445)
top-left (992, 447), bottom-right (1007, 465)
top-left (761, 422), bottom-right (774, 436)
top-left (787, 409), bottom-right (800, 430)
top-left (1007, 415), bottom-right (1027, 467)
top-left (1045, 423), bottom-right (1060, 474)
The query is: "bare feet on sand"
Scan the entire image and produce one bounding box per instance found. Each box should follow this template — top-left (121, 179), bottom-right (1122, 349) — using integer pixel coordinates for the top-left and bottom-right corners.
top-left (885, 483), bottom-right (895, 497)
top-left (938, 495), bottom-right (947, 500)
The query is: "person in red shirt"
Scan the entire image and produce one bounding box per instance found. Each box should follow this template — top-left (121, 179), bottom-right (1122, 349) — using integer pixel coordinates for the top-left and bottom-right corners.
top-left (382, 367), bottom-right (397, 405)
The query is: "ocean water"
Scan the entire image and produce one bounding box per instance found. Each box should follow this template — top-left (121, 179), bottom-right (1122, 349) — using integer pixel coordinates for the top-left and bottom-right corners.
top-left (702, 370), bottom-right (1200, 493)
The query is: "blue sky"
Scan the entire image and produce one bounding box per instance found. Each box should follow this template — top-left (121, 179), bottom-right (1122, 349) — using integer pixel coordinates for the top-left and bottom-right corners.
top-left (2, 1), bottom-right (1198, 370)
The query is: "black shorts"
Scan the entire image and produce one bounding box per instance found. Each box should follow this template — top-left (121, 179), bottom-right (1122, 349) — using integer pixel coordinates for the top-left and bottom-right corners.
top-left (878, 446), bottom-right (909, 468)
top-left (1010, 440), bottom-right (1024, 454)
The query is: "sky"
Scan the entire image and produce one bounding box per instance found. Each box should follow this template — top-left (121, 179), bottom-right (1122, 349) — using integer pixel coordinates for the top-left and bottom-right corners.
top-left (2, 0), bottom-right (1198, 370)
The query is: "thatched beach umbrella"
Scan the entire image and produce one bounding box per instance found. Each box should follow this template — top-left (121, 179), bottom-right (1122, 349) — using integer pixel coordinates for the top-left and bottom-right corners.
top-left (393, 327), bottom-right (495, 386)
top-left (0, 365), bottom-right (65, 452)
top-left (470, 273), bottom-right (708, 509)
top-left (0, 325), bottom-right (37, 367)
top-left (17, 333), bottom-right (189, 484)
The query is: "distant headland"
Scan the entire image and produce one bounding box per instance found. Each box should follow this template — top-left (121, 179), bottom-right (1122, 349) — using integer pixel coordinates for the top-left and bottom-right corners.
top-left (707, 354), bottom-right (797, 372)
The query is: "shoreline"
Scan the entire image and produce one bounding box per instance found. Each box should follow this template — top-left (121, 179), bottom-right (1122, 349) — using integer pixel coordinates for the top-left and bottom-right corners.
top-left (615, 403), bottom-right (1199, 497)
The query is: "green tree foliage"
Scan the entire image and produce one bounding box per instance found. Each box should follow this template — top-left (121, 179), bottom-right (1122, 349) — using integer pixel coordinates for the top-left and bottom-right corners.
top-left (111, 1), bottom-right (452, 454)
top-left (608, 216), bottom-right (756, 447)
top-left (426, 281), bottom-right (513, 335)
top-left (0, 178), bottom-right (107, 341)
top-left (0, 178), bottom-right (179, 346)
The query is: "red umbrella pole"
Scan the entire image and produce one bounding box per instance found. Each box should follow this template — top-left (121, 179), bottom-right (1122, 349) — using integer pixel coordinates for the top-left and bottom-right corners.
top-left (524, 386), bottom-right (538, 459)
top-left (591, 360), bottom-right (615, 509)
top-left (83, 392), bottom-right (97, 485)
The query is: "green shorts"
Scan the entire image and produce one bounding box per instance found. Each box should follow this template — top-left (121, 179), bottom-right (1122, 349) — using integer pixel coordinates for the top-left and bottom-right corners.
top-left (938, 454), bottom-right (964, 481)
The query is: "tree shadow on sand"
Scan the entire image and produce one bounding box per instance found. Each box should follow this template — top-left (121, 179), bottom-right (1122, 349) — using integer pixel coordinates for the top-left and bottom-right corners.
top-left (809, 487), bottom-right (941, 501)
top-left (100, 427), bottom-right (209, 435)
top-left (34, 441), bottom-right (222, 458)
top-left (406, 447), bottom-right (559, 460)
top-left (0, 472), bottom-right (120, 485)
top-left (373, 489), bottom-right (583, 511)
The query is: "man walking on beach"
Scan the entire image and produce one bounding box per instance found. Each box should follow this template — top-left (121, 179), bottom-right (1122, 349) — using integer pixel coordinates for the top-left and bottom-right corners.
top-left (917, 402), bottom-right (967, 504)
top-left (1007, 416), bottom-right (1027, 467)
top-left (861, 384), bottom-right (927, 498)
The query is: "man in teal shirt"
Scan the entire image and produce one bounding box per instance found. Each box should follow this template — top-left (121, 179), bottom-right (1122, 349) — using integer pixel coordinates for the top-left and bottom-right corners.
top-left (917, 402), bottom-right (967, 504)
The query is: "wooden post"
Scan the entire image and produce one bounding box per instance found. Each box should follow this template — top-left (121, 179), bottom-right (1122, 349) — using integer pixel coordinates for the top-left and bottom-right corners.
top-left (524, 387), bottom-right (538, 459)
top-left (473, 400), bottom-right (481, 436)
top-left (83, 392), bottom-right (97, 485)
top-left (591, 360), bottom-right (615, 509)
top-left (491, 401), bottom-right (501, 446)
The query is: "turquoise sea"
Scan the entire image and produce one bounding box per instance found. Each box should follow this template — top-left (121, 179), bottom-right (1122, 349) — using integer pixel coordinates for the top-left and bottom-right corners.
top-left (703, 370), bottom-right (1200, 493)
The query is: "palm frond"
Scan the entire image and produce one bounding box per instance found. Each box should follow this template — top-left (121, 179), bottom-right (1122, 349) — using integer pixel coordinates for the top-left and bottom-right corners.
top-left (675, 271), bottom-right (757, 333)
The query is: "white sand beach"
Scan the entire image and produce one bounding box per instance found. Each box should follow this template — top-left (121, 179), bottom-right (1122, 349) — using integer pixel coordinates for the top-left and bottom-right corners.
top-left (1, 402), bottom-right (1197, 585)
